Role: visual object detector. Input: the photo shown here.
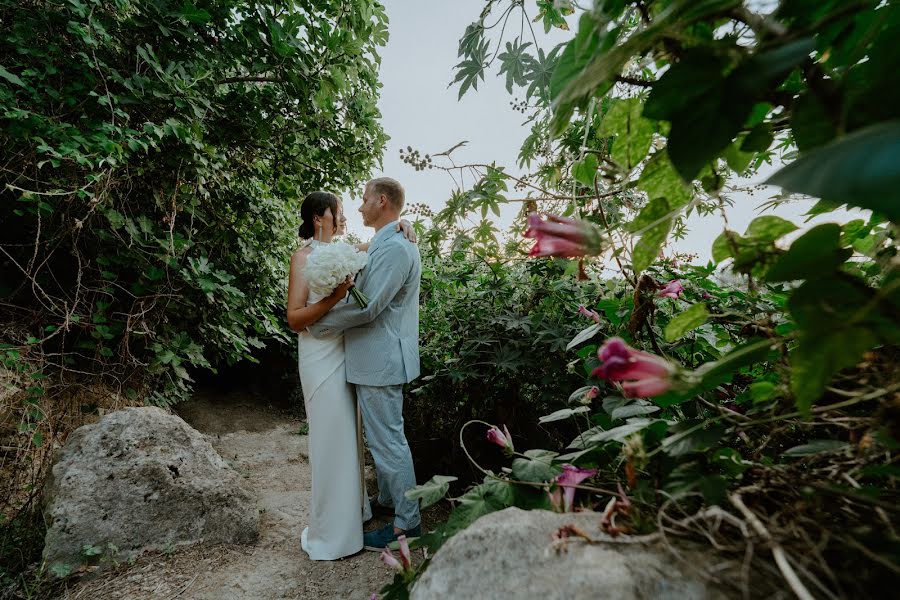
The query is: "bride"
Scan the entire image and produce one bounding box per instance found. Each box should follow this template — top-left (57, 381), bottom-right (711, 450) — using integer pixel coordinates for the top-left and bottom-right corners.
top-left (285, 191), bottom-right (415, 560)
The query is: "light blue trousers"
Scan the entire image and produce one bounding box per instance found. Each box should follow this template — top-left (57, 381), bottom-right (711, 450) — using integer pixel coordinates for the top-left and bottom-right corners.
top-left (356, 384), bottom-right (421, 531)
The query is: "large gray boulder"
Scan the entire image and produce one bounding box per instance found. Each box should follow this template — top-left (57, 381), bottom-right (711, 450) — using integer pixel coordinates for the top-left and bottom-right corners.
top-left (412, 507), bottom-right (726, 600)
top-left (43, 406), bottom-right (259, 571)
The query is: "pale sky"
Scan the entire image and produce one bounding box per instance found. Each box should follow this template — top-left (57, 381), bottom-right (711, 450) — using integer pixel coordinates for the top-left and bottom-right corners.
top-left (345, 0), bottom-right (861, 261)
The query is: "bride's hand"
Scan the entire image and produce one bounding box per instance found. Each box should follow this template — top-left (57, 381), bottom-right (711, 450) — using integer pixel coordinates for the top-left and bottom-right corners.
top-left (396, 219), bottom-right (417, 243)
top-left (333, 276), bottom-right (354, 298)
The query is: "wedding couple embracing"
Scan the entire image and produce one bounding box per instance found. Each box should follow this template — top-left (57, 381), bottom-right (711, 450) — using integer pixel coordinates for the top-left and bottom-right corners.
top-left (286, 177), bottom-right (422, 560)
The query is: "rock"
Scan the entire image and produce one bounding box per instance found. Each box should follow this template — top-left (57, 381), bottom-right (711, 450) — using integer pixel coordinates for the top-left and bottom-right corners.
top-left (42, 406), bottom-right (259, 571)
top-left (412, 507), bottom-right (726, 600)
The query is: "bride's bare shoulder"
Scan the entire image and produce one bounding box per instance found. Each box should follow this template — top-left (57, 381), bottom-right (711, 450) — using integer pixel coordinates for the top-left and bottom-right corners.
top-left (291, 242), bottom-right (313, 267)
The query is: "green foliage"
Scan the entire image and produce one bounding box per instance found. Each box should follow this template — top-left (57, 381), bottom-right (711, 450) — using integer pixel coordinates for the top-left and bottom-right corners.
top-left (393, 1), bottom-right (900, 596)
top-left (0, 0), bottom-right (388, 404)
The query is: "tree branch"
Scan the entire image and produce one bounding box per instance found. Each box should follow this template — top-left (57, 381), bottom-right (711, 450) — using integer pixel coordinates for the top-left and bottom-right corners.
top-left (616, 75), bottom-right (654, 88)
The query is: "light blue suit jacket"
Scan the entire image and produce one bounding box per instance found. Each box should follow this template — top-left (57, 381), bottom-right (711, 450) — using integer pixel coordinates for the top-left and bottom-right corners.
top-left (307, 222), bottom-right (421, 386)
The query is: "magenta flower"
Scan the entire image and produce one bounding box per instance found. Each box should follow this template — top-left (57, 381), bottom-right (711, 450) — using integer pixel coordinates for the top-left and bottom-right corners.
top-left (585, 386), bottom-right (600, 400)
top-left (397, 535), bottom-right (411, 570)
top-left (486, 424), bottom-right (515, 456)
top-left (369, 595), bottom-right (378, 600)
top-left (578, 305), bottom-right (602, 324)
top-left (701, 291), bottom-right (711, 300)
top-left (524, 213), bottom-right (605, 258)
top-left (379, 548), bottom-right (402, 571)
top-left (548, 464), bottom-right (598, 512)
top-left (658, 280), bottom-right (684, 299)
top-left (592, 337), bottom-right (676, 398)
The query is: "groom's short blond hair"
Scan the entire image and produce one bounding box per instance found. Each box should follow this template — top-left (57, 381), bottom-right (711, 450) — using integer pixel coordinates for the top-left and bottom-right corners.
top-left (367, 177), bottom-right (405, 211)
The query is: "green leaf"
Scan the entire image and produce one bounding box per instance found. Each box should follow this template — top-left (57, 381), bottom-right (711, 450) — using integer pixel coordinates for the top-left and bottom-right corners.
top-left (539, 406), bottom-right (590, 424)
top-left (446, 479), bottom-right (508, 533)
top-left (610, 403), bottom-right (660, 420)
top-left (766, 122), bottom-right (900, 222)
top-left (749, 381), bottom-right (777, 404)
top-left (584, 419), bottom-right (659, 443)
top-left (571, 154), bottom-right (598, 187)
top-left (644, 51), bottom-right (727, 121)
top-left (497, 39), bottom-right (533, 93)
top-left (692, 338), bottom-right (774, 391)
top-left (0, 65), bottom-right (26, 87)
top-left (664, 303), bottom-right (709, 342)
top-left (740, 122), bottom-right (774, 152)
top-left (405, 474), bottom-right (458, 509)
top-left (638, 151), bottom-right (693, 208)
top-left (723, 137), bottom-right (755, 174)
top-left (511, 449), bottom-right (560, 482)
top-left (787, 274), bottom-right (891, 411)
top-left (782, 440), bottom-right (849, 457)
top-left (50, 563), bottom-right (72, 579)
top-left (790, 93), bottom-right (837, 151)
top-left (766, 224), bottom-right (852, 282)
top-left (566, 322), bottom-right (602, 351)
top-left (630, 198), bottom-right (673, 273)
top-left (180, 1), bottom-right (212, 25)
top-left (661, 421), bottom-right (726, 456)
top-left (744, 216), bottom-right (797, 242)
top-left (600, 98), bottom-right (655, 169)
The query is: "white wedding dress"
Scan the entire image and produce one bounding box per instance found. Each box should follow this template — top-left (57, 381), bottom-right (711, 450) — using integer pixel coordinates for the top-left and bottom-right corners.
top-left (299, 241), bottom-right (372, 560)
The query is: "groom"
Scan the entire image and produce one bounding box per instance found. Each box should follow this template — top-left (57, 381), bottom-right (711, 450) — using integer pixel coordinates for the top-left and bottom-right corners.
top-left (308, 177), bottom-right (422, 549)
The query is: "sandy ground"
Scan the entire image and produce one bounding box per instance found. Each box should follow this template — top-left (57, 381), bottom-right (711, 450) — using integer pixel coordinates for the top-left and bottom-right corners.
top-left (52, 389), bottom-right (431, 600)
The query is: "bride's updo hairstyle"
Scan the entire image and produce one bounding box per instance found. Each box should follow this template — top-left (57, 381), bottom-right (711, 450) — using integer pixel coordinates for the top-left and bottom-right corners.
top-left (298, 191), bottom-right (340, 239)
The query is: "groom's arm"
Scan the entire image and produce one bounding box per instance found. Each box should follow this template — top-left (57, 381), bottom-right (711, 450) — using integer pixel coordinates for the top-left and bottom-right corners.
top-left (307, 242), bottom-right (412, 337)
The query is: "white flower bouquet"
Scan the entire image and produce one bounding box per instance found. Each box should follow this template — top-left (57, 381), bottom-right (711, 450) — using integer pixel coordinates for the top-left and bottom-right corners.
top-left (303, 242), bottom-right (369, 308)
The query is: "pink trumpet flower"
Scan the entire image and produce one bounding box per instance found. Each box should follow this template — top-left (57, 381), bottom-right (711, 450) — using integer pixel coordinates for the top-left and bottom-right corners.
top-left (658, 280), bottom-right (684, 299)
top-left (524, 213), bottom-right (605, 258)
top-left (486, 425), bottom-right (515, 456)
top-left (379, 548), bottom-right (402, 571)
top-left (578, 305), bottom-right (602, 324)
top-left (548, 464), bottom-right (598, 512)
top-left (397, 535), bottom-right (412, 570)
top-left (585, 386), bottom-right (600, 400)
top-left (592, 337), bottom-right (676, 398)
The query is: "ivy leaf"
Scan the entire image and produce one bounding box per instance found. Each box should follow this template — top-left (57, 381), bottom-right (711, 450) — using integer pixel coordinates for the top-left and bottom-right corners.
top-left (511, 449), bottom-right (560, 482)
top-left (406, 474), bottom-right (458, 509)
top-left (767, 122), bottom-right (900, 222)
top-left (446, 479), bottom-right (509, 534)
top-left (664, 303), bottom-right (709, 342)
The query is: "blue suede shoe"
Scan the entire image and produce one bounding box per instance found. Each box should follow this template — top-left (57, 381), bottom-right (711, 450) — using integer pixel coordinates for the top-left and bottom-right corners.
top-left (363, 522), bottom-right (422, 551)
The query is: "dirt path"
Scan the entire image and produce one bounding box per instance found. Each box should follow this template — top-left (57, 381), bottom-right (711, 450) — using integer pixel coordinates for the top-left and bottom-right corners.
top-left (54, 389), bottom-right (418, 600)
